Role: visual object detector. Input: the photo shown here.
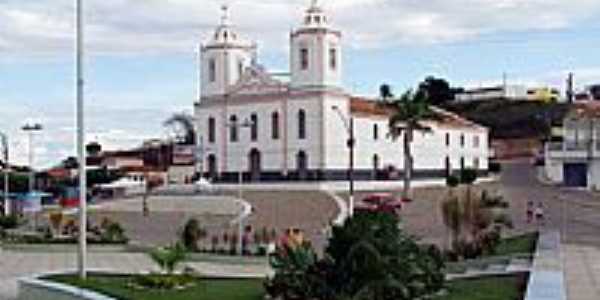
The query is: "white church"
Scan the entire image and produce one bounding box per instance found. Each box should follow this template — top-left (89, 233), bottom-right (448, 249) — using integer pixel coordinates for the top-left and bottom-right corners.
top-left (194, 1), bottom-right (490, 183)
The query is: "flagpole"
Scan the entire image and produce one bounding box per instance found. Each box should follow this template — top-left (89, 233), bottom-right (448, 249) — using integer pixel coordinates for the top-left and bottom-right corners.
top-left (76, 0), bottom-right (88, 280)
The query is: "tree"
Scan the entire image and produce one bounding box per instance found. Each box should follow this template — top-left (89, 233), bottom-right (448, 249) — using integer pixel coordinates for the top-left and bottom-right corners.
top-left (326, 212), bottom-right (445, 300)
top-left (418, 76), bottom-right (454, 106)
top-left (441, 188), bottom-right (512, 260)
top-left (266, 233), bottom-right (326, 300)
top-left (379, 84), bottom-right (394, 101)
top-left (86, 142), bottom-right (102, 157)
top-left (181, 218), bottom-right (207, 251)
top-left (442, 175), bottom-right (461, 251)
top-left (381, 90), bottom-right (441, 200)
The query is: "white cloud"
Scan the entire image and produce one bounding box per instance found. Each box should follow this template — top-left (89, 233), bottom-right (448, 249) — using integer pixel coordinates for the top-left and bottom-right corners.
top-left (1, 0), bottom-right (599, 56)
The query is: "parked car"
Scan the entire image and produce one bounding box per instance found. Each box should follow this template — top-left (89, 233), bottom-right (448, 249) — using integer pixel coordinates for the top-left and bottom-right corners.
top-left (355, 193), bottom-right (405, 216)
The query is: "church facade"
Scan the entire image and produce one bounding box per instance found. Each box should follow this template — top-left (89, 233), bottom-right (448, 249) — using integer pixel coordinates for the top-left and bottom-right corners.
top-left (194, 1), bottom-right (489, 183)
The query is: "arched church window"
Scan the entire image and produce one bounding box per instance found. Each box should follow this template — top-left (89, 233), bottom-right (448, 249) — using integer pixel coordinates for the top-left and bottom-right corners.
top-left (298, 109), bottom-right (307, 140)
top-left (208, 117), bottom-right (216, 143)
top-left (250, 113), bottom-right (258, 141)
top-left (330, 48), bottom-right (337, 70)
top-left (209, 58), bottom-right (216, 82)
top-left (230, 115), bottom-right (238, 142)
top-left (272, 112), bottom-right (280, 140)
top-left (300, 48), bottom-right (309, 70)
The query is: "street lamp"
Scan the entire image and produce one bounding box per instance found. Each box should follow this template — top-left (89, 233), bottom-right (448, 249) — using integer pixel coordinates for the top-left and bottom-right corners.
top-left (22, 123), bottom-right (43, 193)
top-left (0, 132), bottom-right (9, 216)
top-left (226, 118), bottom-right (254, 255)
top-left (75, 0), bottom-right (88, 280)
top-left (332, 106), bottom-right (355, 218)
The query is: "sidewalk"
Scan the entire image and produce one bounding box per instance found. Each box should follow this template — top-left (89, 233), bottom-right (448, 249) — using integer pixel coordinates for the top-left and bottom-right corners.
top-left (563, 243), bottom-right (600, 300)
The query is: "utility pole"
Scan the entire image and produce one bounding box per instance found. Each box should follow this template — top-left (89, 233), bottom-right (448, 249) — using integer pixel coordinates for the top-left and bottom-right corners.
top-left (567, 72), bottom-right (574, 104)
top-left (75, 0), bottom-right (88, 280)
top-left (1, 133), bottom-right (9, 216)
top-left (332, 106), bottom-right (355, 218)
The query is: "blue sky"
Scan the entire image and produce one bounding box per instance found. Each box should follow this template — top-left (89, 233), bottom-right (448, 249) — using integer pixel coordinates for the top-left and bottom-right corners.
top-left (2, 0), bottom-right (600, 168)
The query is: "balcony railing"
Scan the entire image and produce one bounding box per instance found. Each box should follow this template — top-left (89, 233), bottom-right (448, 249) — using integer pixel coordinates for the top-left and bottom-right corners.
top-left (547, 140), bottom-right (600, 158)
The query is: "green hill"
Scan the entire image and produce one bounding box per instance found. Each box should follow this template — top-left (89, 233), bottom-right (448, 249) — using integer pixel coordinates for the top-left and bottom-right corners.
top-left (443, 100), bottom-right (569, 139)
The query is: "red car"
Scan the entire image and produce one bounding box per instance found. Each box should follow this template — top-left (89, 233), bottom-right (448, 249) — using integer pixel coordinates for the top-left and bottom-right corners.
top-left (354, 193), bottom-right (405, 215)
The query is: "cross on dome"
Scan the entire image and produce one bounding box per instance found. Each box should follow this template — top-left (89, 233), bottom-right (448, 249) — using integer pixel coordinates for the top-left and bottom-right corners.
top-left (220, 4), bottom-right (231, 26)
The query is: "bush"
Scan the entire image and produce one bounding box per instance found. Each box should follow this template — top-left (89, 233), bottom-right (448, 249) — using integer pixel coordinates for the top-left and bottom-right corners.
top-left (489, 162), bottom-right (502, 173)
top-left (0, 215), bottom-right (20, 229)
top-left (446, 174), bottom-right (460, 188)
top-left (181, 218), bottom-right (206, 251)
top-left (132, 274), bottom-right (195, 290)
top-left (460, 168), bottom-right (478, 185)
top-left (149, 243), bottom-right (187, 274)
top-left (101, 221), bottom-right (127, 243)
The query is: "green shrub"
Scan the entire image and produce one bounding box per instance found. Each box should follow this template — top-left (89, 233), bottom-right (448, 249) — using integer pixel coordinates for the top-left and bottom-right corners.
top-left (0, 215), bottom-right (20, 229)
top-left (149, 243), bottom-right (187, 274)
top-left (132, 274), bottom-right (194, 290)
top-left (181, 218), bottom-right (206, 251)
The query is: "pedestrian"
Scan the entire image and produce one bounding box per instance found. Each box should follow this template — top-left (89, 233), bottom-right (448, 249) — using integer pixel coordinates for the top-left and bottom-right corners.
top-left (535, 202), bottom-right (545, 225)
top-left (526, 201), bottom-right (534, 224)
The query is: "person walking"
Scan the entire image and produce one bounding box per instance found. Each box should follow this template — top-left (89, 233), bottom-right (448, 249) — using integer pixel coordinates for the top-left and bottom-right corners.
top-left (534, 202), bottom-right (545, 226)
top-left (526, 201), bottom-right (534, 224)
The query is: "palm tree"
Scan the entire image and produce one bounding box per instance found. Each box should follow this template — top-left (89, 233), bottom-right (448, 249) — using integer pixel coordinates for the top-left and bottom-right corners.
top-left (380, 89), bottom-right (440, 200)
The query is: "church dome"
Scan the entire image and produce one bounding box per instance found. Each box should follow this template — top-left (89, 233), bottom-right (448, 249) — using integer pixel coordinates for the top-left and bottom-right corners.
top-left (207, 5), bottom-right (250, 46)
top-left (302, 0), bottom-right (330, 28)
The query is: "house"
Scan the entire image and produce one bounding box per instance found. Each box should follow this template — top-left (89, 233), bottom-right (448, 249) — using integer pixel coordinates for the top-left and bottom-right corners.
top-left (193, 1), bottom-right (490, 183)
top-left (545, 102), bottom-right (600, 189)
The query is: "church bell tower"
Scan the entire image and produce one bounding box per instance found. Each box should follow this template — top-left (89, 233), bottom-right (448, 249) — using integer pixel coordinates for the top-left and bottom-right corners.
top-left (290, 0), bottom-right (342, 90)
top-left (200, 5), bottom-right (257, 98)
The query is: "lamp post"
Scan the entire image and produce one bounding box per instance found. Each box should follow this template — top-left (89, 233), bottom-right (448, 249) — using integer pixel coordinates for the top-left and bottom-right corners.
top-left (332, 106), bottom-right (355, 218)
top-left (22, 123), bottom-right (43, 193)
top-left (0, 132), bottom-right (9, 216)
top-left (226, 118), bottom-right (254, 255)
top-left (75, 0), bottom-right (87, 280)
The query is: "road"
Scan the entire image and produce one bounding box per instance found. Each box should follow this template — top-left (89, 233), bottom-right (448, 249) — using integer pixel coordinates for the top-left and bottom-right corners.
top-left (500, 160), bottom-right (600, 300)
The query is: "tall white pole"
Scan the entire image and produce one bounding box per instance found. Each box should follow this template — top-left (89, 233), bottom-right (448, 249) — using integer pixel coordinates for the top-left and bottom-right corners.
top-left (28, 131), bottom-right (34, 193)
top-left (76, 0), bottom-right (87, 280)
top-left (1, 134), bottom-right (9, 216)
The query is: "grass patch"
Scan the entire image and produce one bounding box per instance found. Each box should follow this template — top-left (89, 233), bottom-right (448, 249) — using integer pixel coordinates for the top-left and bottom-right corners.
top-left (437, 273), bottom-right (529, 300)
top-left (46, 274), bottom-right (264, 300)
top-left (494, 232), bottom-right (538, 257)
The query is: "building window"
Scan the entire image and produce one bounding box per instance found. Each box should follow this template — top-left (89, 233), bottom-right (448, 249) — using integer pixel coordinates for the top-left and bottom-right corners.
top-left (271, 112), bottom-right (280, 140)
top-left (446, 133), bottom-right (450, 146)
top-left (298, 109), bottom-right (306, 140)
top-left (250, 113), bottom-right (258, 142)
top-left (208, 117), bottom-right (216, 143)
top-left (460, 134), bottom-right (465, 147)
top-left (329, 48), bottom-right (337, 70)
top-left (209, 58), bottom-right (216, 82)
top-left (445, 156), bottom-right (451, 176)
top-left (300, 48), bottom-right (309, 70)
top-left (373, 124), bottom-right (379, 140)
top-left (474, 158), bottom-right (480, 170)
top-left (460, 157), bottom-right (465, 170)
top-left (229, 115), bottom-right (238, 142)
top-left (473, 135), bottom-right (480, 148)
